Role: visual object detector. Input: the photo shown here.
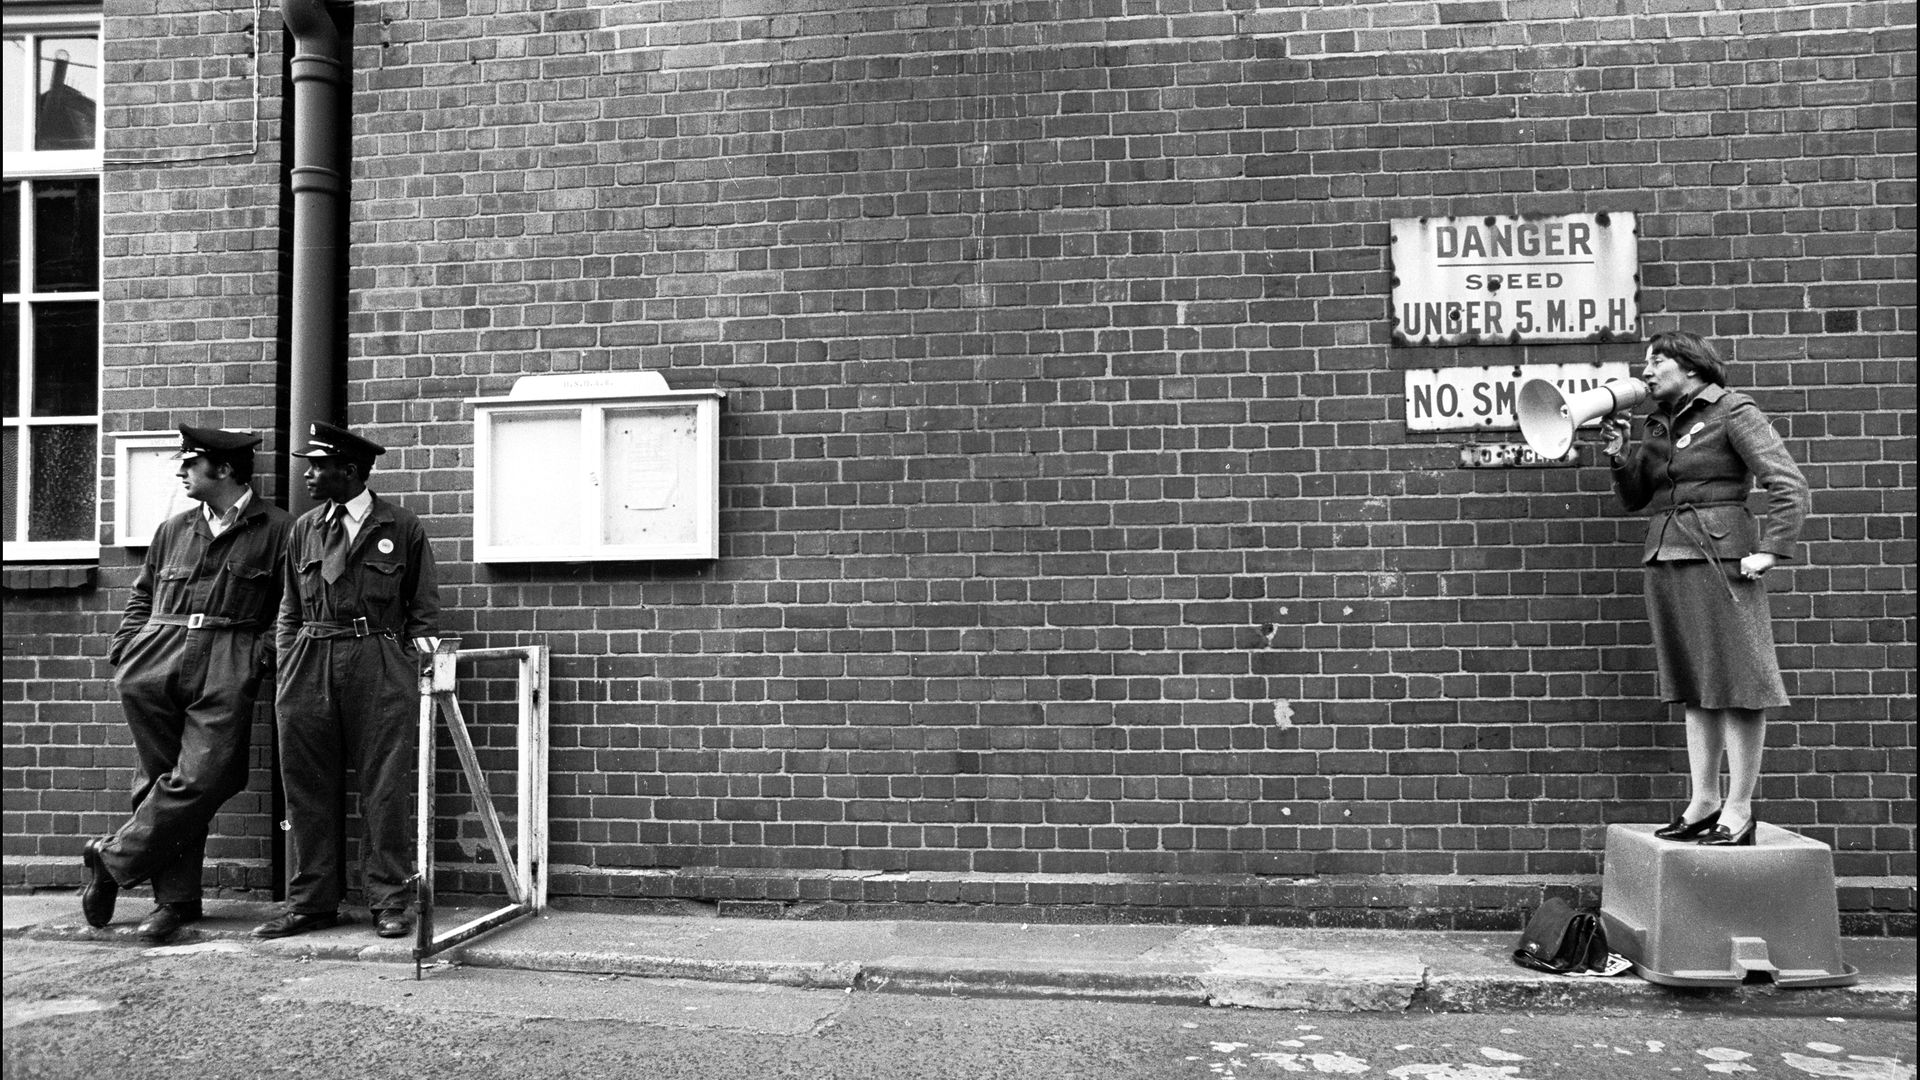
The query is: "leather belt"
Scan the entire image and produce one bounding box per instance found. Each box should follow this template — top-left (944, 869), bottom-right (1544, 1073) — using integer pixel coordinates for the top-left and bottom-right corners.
top-left (147, 613), bottom-right (259, 630)
top-left (300, 617), bottom-right (398, 639)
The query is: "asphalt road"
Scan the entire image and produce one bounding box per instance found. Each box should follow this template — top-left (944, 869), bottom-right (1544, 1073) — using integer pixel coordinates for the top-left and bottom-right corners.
top-left (4, 936), bottom-right (1913, 1080)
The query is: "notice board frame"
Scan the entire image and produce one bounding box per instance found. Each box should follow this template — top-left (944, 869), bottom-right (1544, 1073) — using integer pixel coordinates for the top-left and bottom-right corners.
top-left (468, 376), bottom-right (724, 563)
top-left (112, 431), bottom-right (204, 546)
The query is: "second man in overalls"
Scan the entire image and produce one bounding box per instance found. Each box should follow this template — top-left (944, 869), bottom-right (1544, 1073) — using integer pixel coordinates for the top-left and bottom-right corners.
top-left (252, 422), bottom-right (442, 939)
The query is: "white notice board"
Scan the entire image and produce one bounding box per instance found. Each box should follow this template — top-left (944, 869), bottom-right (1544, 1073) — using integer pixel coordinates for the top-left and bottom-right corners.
top-left (602, 404), bottom-right (702, 549)
top-left (471, 373), bottom-right (723, 562)
top-left (113, 432), bottom-right (198, 546)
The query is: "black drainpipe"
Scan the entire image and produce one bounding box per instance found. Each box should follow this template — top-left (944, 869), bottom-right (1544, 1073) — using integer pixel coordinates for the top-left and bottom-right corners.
top-left (280, 0), bottom-right (346, 520)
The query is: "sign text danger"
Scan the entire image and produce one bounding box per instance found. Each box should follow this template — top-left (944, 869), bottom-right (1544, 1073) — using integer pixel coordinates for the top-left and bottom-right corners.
top-left (1390, 213), bottom-right (1640, 347)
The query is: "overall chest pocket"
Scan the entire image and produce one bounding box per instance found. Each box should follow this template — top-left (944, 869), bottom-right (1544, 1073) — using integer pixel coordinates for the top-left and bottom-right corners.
top-left (362, 559), bottom-right (404, 601)
top-left (294, 558), bottom-right (326, 603)
top-left (223, 560), bottom-right (273, 594)
top-left (211, 560), bottom-right (272, 618)
top-left (153, 565), bottom-right (196, 609)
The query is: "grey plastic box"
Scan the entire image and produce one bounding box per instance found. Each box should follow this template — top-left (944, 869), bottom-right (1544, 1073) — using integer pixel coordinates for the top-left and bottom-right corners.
top-left (1600, 823), bottom-right (1858, 988)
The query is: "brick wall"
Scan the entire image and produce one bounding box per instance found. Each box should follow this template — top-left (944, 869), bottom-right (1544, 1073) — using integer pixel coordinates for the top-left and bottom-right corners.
top-left (5, 0), bottom-right (1914, 930)
top-left (3, 0), bottom-right (286, 893)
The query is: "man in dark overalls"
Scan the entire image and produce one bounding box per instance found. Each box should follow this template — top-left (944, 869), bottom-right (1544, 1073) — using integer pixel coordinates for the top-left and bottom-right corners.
top-left (82, 425), bottom-right (292, 941)
top-left (252, 422), bottom-right (441, 940)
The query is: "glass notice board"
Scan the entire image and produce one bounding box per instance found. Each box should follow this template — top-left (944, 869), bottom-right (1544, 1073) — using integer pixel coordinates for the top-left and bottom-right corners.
top-left (471, 374), bottom-right (722, 562)
top-left (113, 432), bottom-right (199, 546)
top-left (486, 410), bottom-right (585, 551)
top-left (602, 405), bottom-right (700, 549)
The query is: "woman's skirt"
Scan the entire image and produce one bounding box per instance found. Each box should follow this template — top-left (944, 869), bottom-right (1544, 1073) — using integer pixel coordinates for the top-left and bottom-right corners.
top-left (1645, 559), bottom-right (1789, 710)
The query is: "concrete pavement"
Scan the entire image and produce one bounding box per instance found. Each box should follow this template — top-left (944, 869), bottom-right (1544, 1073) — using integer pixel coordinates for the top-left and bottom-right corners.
top-left (5, 891), bottom-right (1912, 1016)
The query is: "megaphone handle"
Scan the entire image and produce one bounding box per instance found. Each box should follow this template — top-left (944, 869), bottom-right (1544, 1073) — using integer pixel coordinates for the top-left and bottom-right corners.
top-left (1601, 414), bottom-right (1630, 459)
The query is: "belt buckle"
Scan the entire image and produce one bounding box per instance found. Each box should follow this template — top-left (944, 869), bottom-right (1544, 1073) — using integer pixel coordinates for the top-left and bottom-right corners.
top-left (187, 613), bottom-right (207, 630)
top-left (352, 616), bottom-right (370, 637)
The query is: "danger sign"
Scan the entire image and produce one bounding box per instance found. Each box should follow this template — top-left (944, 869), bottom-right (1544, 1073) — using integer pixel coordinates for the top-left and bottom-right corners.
top-left (1390, 213), bottom-right (1641, 346)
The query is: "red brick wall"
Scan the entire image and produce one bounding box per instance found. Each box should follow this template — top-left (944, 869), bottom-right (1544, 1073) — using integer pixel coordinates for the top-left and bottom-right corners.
top-left (5, 0), bottom-right (1915, 928)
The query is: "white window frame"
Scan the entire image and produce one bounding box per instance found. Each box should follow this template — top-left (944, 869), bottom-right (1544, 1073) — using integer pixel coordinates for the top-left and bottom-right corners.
top-left (3, 5), bottom-right (104, 560)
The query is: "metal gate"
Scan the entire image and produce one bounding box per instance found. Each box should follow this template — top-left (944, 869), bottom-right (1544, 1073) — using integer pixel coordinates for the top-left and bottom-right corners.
top-left (412, 640), bottom-right (549, 978)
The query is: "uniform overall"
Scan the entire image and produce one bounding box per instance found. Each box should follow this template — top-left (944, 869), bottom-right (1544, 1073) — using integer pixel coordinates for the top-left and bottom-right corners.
top-left (104, 495), bottom-right (292, 903)
top-left (275, 492), bottom-right (440, 915)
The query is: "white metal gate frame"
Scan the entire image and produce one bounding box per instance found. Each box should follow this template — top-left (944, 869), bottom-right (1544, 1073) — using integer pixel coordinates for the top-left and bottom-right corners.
top-left (412, 640), bottom-right (549, 979)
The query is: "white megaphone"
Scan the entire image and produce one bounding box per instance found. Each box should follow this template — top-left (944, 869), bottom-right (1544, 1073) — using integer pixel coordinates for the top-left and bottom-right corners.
top-left (1515, 378), bottom-right (1650, 458)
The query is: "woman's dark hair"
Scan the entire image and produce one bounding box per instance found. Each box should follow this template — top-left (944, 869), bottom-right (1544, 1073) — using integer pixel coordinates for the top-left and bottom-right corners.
top-left (1647, 330), bottom-right (1727, 387)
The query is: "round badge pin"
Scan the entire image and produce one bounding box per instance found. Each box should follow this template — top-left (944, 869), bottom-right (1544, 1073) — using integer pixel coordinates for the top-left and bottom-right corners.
top-left (377, 538), bottom-right (395, 554)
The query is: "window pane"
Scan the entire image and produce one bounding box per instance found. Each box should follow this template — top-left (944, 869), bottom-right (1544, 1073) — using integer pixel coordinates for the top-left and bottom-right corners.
top-left (35, 38), bottom-right (98, 152)
top-left (2, 40), bottom-right (23, 154)
top-left (33, 179), bottom-right (99, 292)
top-left (30, 301), bottom-right (96, 416)
top-left (2, 303), bottom-right (16, 418)
top-left (1, 426), bottom-right (15, 542)
top-left (27, 423), bottom-right (94, 540)
top-left (2, 180), bottom-right (18, 293)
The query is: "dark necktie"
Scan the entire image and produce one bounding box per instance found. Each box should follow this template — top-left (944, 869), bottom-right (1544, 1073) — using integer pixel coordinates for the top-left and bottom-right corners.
top-left (321, 508), bottom-right (350, 584)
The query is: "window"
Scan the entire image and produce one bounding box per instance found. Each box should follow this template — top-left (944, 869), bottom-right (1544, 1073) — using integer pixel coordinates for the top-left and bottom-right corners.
top-left (3, 12), bottom-right (101, 560)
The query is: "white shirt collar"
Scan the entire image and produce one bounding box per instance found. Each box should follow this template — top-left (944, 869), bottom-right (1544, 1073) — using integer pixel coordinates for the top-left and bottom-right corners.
top-left (336, 488), bottom-right (374, 523)
top-left (203, 487), bottom-right (252, 534)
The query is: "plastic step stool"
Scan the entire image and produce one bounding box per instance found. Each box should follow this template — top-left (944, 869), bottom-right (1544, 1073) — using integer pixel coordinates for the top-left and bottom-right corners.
top-left (1599, 822), bottom-right (1859, 988)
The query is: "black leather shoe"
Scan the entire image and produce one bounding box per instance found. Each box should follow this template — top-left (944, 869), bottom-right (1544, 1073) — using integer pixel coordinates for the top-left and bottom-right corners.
top-left (251, 910), bottom-right (340, 939)
top-left (374, 909), bottom-right (413, 939)
top-left (1653, 808), bottom-right (1720, 841)
top-left (80, 837), bottom-right (120, 928)
top-left (1698, 819), bottom-right (1758, 847)
top-left (137, 903), bottom-right (203, 943)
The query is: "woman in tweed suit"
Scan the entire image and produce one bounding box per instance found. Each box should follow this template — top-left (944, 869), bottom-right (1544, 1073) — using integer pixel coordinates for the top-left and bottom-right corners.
top-left (1605, 331), bottom-right (1810, 848)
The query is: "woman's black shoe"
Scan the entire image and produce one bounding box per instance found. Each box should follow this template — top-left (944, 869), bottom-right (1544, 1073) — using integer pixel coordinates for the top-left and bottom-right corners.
top-left (1653, 809), bottom-right (1720, 841)
top-left (1697, 819), bottom-right (1757, 847)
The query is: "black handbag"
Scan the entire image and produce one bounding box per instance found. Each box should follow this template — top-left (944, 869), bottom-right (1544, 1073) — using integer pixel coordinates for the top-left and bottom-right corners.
top-left (1512, 897), bottom-right (1610, 974)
